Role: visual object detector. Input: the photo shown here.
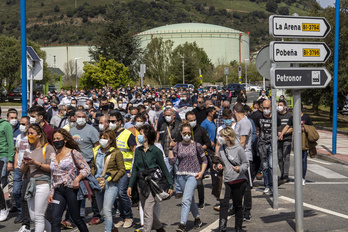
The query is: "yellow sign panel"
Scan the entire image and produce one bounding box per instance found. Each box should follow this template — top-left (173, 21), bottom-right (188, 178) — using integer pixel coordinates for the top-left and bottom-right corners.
top-left (303, 49), bottom-right (320, 57)
top-left (302, 23), bottom-right (320, 32)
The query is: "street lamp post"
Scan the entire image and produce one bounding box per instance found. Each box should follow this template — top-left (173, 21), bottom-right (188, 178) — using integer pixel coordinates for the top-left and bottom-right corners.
top-left (245, 58), bottom-right (249, 87)
top-left (180, 55), bottom-right (185, 84)
top-left (75, 57), bottom-right (81, 89)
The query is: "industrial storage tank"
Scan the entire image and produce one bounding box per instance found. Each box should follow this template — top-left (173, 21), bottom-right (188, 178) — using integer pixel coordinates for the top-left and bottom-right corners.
top-left (136, 23), bottom-right (250, 65)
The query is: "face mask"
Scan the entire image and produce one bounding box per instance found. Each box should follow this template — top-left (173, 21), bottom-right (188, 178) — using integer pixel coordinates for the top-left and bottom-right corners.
top-left (224, 119), bottom-right (233, 126)
top-left (197, 103), bottom-right (202, 108)
top-left (182, 134), bottom-right (191, 142)
top-left (99, 139), bottom-right (109, 148)
top-left (67, 96), bottom-right (71, 99)
top-left (114, 104), bottom-right (118, 109)
top-left (71, 104), bottom-right (76, 108)
top-left (53, 140), bottom-right (65, 150)
top-left (189, 121), bottom-right (197, 128)
top-left (91, 118), bottom-right (95, 124)
top-left (84, 105), bottom-right (90, 110)
top-left (254, 108), bottom-right (258, 112)
top-left (152, 105), bottom-right (156, 108)
top-left (279, 97), bottom-right (284, 101)
top-left (218, 136), bottom-right (226, 145)
top-left (136, 122), bottom-right (144, 128)
top-left (29, 117), bottom-right (37, 124)
top-left (102, 105), bottom-right (109, 111)
top-left (109, 122), bottom-right (117, 130)
top-left (137, 135), bottom-right (145, 144)
top-left (130, 115), bottom-right (136, 120)
top-left (152, 95), bottom-right (155, 98)
top-left (80, 93), bottom-right (84, 96)
top-left (99, 124), bottom-right (105, 131)
top-left (19, 125), bottom-right (27, 133)
top-left (278, 106), bottom-right (284, 112)
top-left (145, 106), bottom-right (150, 110)
top-left (181, 97), bottom-right (186, 101)
top-left (69, 121), bottom-right (77, 128)
top-left (76, 118), bottom-right (86, 126)
top-left (52, 106), bottom-right (58, 110)
top-left (171, 97), bottom-right (176, 101)
top-left (262, 93), bottom-right (265, 96)
top-left (10, 119), bottom-right (18, 126)
top-left (28, 134), bottom-right (37, 144)
top-left (165, 116), bottom-right (172, 123)
top-left (263, 109), bottom-right (271, 115)
top-left (44, 100), bottom-right (49, 103)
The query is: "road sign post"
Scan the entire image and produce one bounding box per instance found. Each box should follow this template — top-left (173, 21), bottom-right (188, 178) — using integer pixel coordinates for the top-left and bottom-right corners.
top-left (225, 67), bottom-right (229, 85)
top-left (238, 66), bottom-right (241, 84)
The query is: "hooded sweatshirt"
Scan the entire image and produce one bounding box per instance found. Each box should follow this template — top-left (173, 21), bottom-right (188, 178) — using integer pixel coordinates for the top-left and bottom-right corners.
top-left (219, 143), bottom-right (249, 183)
top-left (0, 119), bottom-right (15, 162)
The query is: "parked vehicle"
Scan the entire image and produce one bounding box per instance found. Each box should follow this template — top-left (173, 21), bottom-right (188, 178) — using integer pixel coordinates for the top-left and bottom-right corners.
top-left (204, 85), bottom-right (222, 92)
top-left (0, 85), bottom-right (7, 102)
top-left (8, 86), bottom-right (22, 102)
top-left (174, 84), bottom-right (194, 89)
top-left (246, 84), bottom-right (262, 92)
top-left (224, 83), bottom-right (245, 97)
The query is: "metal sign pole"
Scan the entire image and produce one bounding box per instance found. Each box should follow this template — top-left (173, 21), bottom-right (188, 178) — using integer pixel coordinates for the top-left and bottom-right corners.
top-left (21, 0), bottom-right (27, 115)
top-left (271, 62), bottom-right (278, 209)
top-left (29, 71), bottom-right (33, 108)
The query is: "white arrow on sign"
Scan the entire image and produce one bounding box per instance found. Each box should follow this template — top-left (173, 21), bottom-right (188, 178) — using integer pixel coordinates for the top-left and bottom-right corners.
top-left (269, 15), bottom-right (331, 38)
top-left (271, 67), bottom-right (332, 89)
top-left (270, 41), bottom-right (331, 63)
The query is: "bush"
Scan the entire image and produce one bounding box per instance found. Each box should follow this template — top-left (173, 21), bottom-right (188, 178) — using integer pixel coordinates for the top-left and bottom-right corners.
top-left (266, 0), bottom-right (278, 13)
top-left (54, 5), bottom-right (60, 13)
top-left (278, 6), bottom-right (289, 15)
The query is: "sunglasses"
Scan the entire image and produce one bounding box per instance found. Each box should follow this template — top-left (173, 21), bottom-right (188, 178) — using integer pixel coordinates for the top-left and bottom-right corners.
top-left (182, 132), bottom-right (191, 136)
top-left (108, 120), bottom-right (116, 123)
top-left (20, 123), bottom-right (26, 126)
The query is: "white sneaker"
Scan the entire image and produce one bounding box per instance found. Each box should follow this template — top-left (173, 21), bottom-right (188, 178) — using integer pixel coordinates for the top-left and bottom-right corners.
top-left (18, 225), bottom-right (30, 232)
top-left (0, 209), bottom-right (9, 221)
top-left (263, 187), bottom-right (271, 195)
top-left (302, 179), bottom-right (306, 186)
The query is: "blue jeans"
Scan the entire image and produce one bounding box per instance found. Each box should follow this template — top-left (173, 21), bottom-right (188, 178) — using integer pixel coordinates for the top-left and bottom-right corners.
top-left (13, 168), bottom-right (23, 214)
top-left (117, 170), bottom-right (133, 220)
top-left (302, 150), bottom-right (308, 179)
top-left (165, 157), bottom-right (182, 193)
top-left (261, 144), bottom-right (273, 188)
top-left (177, 175), bottom-right (200, 225)
top-left (96, 181), bottom-right (119, 232)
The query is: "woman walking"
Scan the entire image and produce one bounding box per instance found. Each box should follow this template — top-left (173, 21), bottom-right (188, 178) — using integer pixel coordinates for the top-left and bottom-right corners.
top-left (168, 122), bottom-right (208, 232)
top-left (127, 125), bottom-right (173, 232)
top-left (216, 127), bottom-right (249, 232)
top-left (48, 128), bottom-right (90, 232)
top-left (91, 130), bottom-right (125, 232)
top-left (20, 124), bottom-right (53, 232)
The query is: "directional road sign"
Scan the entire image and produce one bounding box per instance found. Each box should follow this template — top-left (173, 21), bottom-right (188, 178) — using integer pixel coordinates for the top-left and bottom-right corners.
top-left (269, 15), bottom-right (331, 38)
top-left (271, 67), bottom-right (332, 89)
top-left (224, 67), bottom-right (229, 75)
top-left (270, 41), bottom-right (331, 63)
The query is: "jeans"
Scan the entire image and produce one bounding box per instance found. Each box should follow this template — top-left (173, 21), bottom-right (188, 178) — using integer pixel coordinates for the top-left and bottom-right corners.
top-left (220, 181), bottom-right (247, 230)
top-left (177, 175), bottom-right (200, 225)
top-left (278, 140), bottom-right (292, 179)
top-left (0, 161), bottom-right (5, 210)
top-left (261, 143), bottom-right (273, 188)
top-left (164, 157), bottom-right (182, 193)
top-left (27, 183), bottom-right (51, 232)
top-left (13, 168), bottom-right (23, 213)
top-left (51, 186), bottom-right (88, 232)
top-left (117, 170), bottom-right (133, 220)
top-left (21, 176), bottom-right (30, 229)
top-left (302, 150), bottom-right (308, 179)
top-left (96, 181), bottom-right (119, 232)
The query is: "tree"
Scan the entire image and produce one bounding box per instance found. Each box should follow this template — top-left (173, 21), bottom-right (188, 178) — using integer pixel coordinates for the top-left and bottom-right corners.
top-left (143, 38), bottom-right (174, 86)
top-left (80, 55), bottom-right (134, 89)
top-left (278, 6), bottom-right (289, 15)
top-left (89, 2), bottom-right (142, 78)
top-left (63, 60), bottom-right (76, 82)
top-left (266, 0), bottom-right (278, 13)
top-left (169, 42), bottom-right (212, 87)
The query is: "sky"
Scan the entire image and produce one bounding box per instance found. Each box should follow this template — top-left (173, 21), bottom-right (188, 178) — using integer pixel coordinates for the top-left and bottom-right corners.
top-left (317, 0), bottom-right (335, 8)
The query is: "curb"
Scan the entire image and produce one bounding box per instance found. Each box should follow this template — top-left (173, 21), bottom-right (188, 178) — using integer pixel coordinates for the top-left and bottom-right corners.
top-left (315, 153), bottom-right (348, 166)
top-left (315, 125), bottom-right (348, 136)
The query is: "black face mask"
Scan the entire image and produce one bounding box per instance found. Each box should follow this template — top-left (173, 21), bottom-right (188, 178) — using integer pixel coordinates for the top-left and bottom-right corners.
top-left (53, 140), bottom-right (65, 150)
top-left (171, 97), bottom-right (176, 101)
top-left (52, 106), bottom-right (58, 110)
top-left (101, 105), bottom-right (109, 111)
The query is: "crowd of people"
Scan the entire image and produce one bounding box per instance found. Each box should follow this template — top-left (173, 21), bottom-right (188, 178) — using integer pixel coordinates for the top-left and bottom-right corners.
top-left (0, 84), bottom-right (316, 232)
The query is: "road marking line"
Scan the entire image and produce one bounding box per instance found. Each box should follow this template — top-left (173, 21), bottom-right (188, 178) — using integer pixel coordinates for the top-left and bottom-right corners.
top-left (290, 153), bottom-right (332, 165)
top-left (279, 196), bottom-right (348, 220)
top-left (286, 182), bottom-right (348, 185)
top-left (308, 164), bottom-right (348, 179)
top-left (200, 216), bottom-right (232, 232)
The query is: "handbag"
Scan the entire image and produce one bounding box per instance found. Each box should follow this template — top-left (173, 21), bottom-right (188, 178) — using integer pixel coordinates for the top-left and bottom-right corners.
top-left (71, 150), bottom-right (94, 201)
top-left (137, 149), bottom-right (170, 197)
top-left (96, 153), bottom-right (112, 190)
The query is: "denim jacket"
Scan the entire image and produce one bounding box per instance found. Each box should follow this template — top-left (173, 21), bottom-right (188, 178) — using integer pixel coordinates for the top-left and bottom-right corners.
top-left (77, 174), bottom-right (102, 200)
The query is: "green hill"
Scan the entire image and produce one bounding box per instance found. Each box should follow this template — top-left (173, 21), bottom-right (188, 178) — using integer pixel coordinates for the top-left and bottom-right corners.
top-left (0, 0), bottom-right (318, 51)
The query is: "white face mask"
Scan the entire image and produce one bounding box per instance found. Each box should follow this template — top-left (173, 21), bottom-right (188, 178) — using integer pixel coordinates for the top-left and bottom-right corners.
top-left (19, 125), bottom-right (27, 133)
top-left (99, 124), bottom-right (105, 131)
top-left (109, 122), bottom-right (117, 130)
top-left (10, 119), bottom-right (18, 126)
top-left (181, 97), bottom-right (187, 101)
top-left (182, 134), bottom-right (191, 141)
top-left (136, 122), bottom-right (144, 128)
top-left (99, 139), bottom-right (109, 148)
top-left (130, 115), bottom-right (136, 120)
top-left (218, 136), bottom-right (226, 145)
top-left (71, 104), bottom-right (77, 108)
top-left (189, 121), bottom-right (197, 128)
top-left (278, 106), bottom-right (284, 112)
top-left (69, 122), bottom-right (77, 128)
top-left (76, 118), bottom-right (86, 126)
top-left (84, 105), bottom-right (90, 110)
top-left (165, 116), bottom-right (172, 123)
top-left (29, 117), bottom-right (37, 124)
top-left (263, 109), bottom-right (271, 116)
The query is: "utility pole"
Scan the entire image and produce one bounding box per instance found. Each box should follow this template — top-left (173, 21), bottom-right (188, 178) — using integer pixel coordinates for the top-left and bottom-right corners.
top-left (180, 55), bottom-right (185, 84)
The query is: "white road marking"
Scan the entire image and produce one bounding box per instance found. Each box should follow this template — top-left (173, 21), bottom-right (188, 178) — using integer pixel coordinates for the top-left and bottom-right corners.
top-left (290, 153), bottom-right (332, 165)
top-left (307, 164), bottom-right (348, 179)
top-left (286, 182), bottom-right (348, 185)
top-left (279, 196), bottom-right (348, 220)
top-left (200, 216), bottom-right (232, 232)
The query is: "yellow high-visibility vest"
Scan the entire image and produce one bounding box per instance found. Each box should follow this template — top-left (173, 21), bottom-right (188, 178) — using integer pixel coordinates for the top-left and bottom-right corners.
top-left (116, 129), bottom-right (134, 170)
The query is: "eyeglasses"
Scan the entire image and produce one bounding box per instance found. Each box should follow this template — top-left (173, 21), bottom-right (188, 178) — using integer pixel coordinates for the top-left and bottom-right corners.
top-left (20, 123), bottom-right (26, 126)
top-left (182, 132), bottom-right (191, 136)
top-left (108, 120), bottom-right (116, 123)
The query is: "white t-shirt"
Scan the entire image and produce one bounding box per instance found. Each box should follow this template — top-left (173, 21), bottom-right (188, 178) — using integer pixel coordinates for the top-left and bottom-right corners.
top-left (148, 110), bottom-right (157, 126)
top-left (216, 123), bottom-right (236, 140)
top-left (15, 134), bottom-right (30, 169)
